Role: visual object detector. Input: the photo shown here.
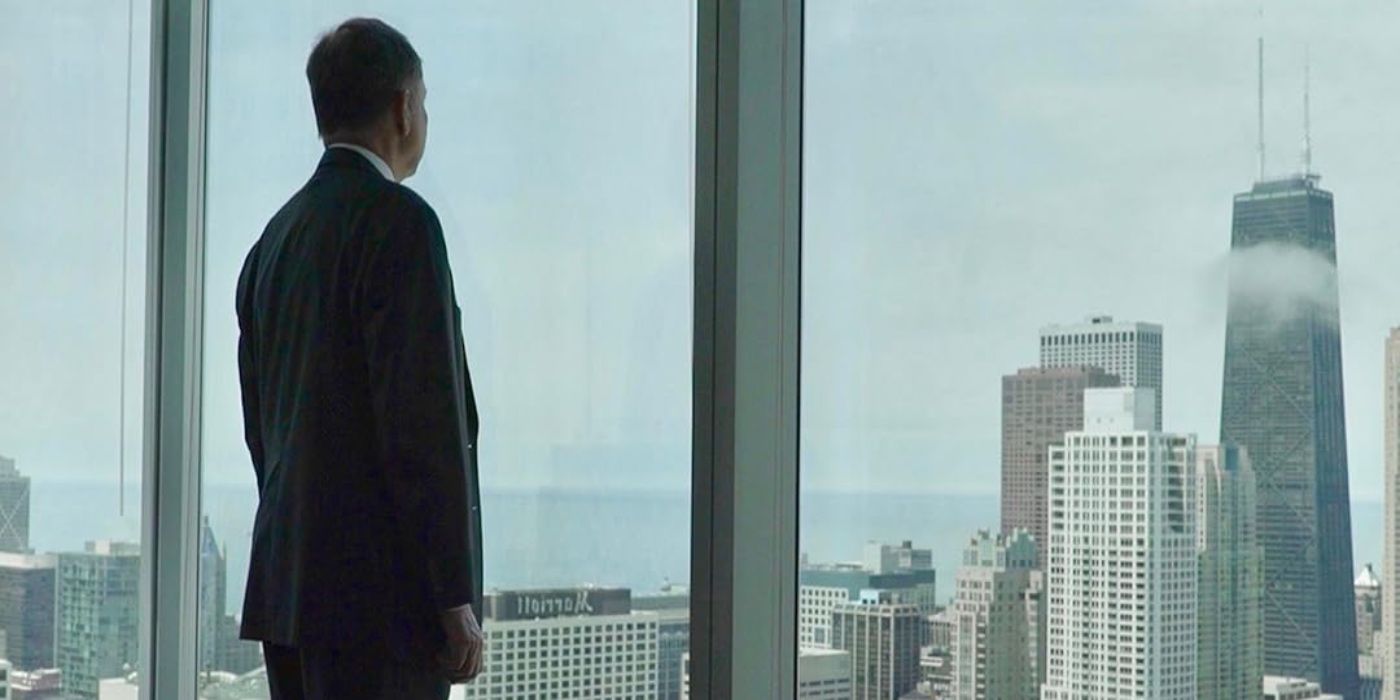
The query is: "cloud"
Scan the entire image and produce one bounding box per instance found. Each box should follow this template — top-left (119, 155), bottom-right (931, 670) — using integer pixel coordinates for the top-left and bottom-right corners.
top-left (1226, 241), bottom-right (1339, 327)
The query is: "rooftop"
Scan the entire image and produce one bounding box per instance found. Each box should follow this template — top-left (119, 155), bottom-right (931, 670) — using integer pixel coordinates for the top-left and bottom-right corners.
top-left (1238, 173), bottom-right (1332, 200)
top-left (1356, 563), bottom-right (1380, 589)
top-left (1040, 317), bottom-right (1163, 334)
top-left (0, 551), bottom-right (56, 569)
top-left (798, 648), bottom-right (850, 659)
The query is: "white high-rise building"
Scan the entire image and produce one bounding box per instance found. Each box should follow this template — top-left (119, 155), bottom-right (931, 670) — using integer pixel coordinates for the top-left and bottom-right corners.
top-left (950, 528), bottom-right (1043, 700)
top-left (799, 582), bottom-right (850, 649)
top-left (1196, 443), bottom-right (1263, 700)
top-left (1041, 387), bottom-right (1196, 700)
top-left (1039, 316), bottom-right (1164, 430)
top-left (58, 541), bottom-right (141, 700)
top-left (1384, 328), bottom-right (1400, 700)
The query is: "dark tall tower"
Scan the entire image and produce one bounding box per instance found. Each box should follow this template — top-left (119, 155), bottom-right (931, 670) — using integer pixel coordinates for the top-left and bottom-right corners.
top-left (1220, 173), bottom-right (1358, 699)
top-left (0, 456), bottom-right (31, 554)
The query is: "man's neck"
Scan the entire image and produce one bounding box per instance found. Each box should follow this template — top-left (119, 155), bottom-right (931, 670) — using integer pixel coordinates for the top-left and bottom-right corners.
top-left (326, 140), bottom-right (397, 182)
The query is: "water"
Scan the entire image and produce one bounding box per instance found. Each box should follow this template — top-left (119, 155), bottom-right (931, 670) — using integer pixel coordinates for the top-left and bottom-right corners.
top-left (32, 480), bottom-right (1386, 612)
top-left (35, 482), bottom-right (696, 611)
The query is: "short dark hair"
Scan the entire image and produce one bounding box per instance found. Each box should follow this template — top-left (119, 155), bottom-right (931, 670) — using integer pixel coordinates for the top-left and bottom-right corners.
top-left (306, 18), bottom-right (421, 137)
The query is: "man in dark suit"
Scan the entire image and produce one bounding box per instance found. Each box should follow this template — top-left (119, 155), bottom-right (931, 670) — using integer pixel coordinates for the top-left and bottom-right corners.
top-left (235, 18), bottom-right (483, 700)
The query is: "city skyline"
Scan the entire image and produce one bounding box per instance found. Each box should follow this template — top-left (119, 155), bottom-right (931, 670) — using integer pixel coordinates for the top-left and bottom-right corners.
top-left (9, 2), bottom-right (1400, 699)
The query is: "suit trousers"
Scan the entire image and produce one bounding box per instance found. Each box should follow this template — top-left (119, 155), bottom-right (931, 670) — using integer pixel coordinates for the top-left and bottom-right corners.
top-left (263, 643), bottom-right (450, 700)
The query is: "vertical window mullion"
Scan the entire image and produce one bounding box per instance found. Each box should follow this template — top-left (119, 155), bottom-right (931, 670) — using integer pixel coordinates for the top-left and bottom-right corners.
top-left (141, 0), bottom-right (209, 698)
top-left (691, 0), bottom-right (802, 697)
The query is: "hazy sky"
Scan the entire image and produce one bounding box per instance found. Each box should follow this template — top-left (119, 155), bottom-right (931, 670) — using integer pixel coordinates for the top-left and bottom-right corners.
top-left (5, 2), bottom-right (1400, 522)
top-left (801, 1), bottom-right (1400, 502)
top-left (1, 1), bottom-right (152, 493)
top-left (200, 1), bottom-right (694, 498)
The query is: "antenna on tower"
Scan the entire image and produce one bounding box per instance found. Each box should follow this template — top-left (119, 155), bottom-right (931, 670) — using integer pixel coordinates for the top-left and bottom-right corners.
top-left (1256, 5), bottom-right (1266, 181)
top-left (1303, 45), bottom-right (1313, 175)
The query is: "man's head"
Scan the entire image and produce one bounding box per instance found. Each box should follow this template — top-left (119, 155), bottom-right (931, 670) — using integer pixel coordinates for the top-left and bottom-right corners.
top-left (307, 18), bottom-right (428, 181)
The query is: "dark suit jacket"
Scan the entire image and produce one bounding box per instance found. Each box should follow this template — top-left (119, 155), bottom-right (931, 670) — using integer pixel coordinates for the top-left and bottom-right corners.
top-left (236, 147), bottom-right (482, 658)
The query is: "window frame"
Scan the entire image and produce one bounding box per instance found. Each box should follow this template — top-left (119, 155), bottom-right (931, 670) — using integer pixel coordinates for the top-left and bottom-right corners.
top-left (142, 0), bottom-right (210, 698)
top-left (141, 1), bottom-right (803, 697)
top-left (690, 0), bottom-right (802, 697)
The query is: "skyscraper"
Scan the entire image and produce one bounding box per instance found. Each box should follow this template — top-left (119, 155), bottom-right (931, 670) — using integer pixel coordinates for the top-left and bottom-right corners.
top-left (1382, 328), bottom-right (1400, 700)
top-left (1041, 387), bottom-right (1196, 700)
top-left (0, 456), bottom-right (30, 554)
top-left (1196, 443), bottom-right (1263, 700)
top-left (830, 591), bottom-right (921, 700)
top-left (1221, 173), bottom-right (1358, 698)
top-left (56, 541), bottom-right (140, 700)
top-left (0, 552), bottom-right (55, 670)
top-left (1001, 366), bottom-right (1118, 557)
top-left (197, 517), bottom-right (226, 675)
top-left (1039, 316), bottom-right (1163, 429)
top-left (950, 528), bottom-right (1043, 700)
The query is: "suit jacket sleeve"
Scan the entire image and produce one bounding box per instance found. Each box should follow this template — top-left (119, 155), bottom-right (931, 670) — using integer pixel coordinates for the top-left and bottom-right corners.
top-left (236, 246), bottom-right (268, 489)
top-left (358, 196), bottom-right (476, 611)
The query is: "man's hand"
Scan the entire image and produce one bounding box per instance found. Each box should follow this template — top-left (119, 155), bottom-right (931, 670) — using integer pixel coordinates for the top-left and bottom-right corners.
top-left (436, 604), bottom-right (485, 683)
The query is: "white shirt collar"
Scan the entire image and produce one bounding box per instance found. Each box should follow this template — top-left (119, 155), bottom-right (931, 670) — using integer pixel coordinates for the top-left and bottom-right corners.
top-left (327, 142), bottom-right (397, 182)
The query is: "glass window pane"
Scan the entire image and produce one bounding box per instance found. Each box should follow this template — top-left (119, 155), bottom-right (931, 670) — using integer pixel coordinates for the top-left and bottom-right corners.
top-left (800, 5), bottom-right (1393, 700)
top-left (0, 2), bottom-right (152, 698)
top-left (200, 3), bottom-right (694, 698)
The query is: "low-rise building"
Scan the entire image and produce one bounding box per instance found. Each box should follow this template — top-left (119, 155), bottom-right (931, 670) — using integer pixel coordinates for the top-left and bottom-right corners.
top-left (461, 587), bottom-right (660, 699)
top-left (1263, 676), bottom-right (1344, 700)
top-left (10, 668), bottom-right (61, 700)
top-left (798, 648), bottom-right (852, 699)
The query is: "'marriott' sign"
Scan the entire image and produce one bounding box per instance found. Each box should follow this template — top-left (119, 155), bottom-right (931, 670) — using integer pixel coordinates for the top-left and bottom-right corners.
top-left (486, 588), bottom-right (631, 621)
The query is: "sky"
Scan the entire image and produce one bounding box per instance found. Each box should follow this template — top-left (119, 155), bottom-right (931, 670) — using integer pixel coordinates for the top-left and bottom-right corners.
top-left (0, 1), bottom-right (152, 493)
top-left (801, 0), bottom-right (1400, 503)
top-left (5, 1), bottom-right (1400, 533)
top-left (199, 0), bottom-right (695, 499)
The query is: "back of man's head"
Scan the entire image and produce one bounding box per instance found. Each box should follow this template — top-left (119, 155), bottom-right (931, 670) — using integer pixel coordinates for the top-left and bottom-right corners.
top-left (306, 18), bottom-right (421, 139)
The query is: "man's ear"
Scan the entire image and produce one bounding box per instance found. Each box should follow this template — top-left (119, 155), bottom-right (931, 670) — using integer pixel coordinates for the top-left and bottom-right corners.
top-left (397, 89), bottom-right (413, 138)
